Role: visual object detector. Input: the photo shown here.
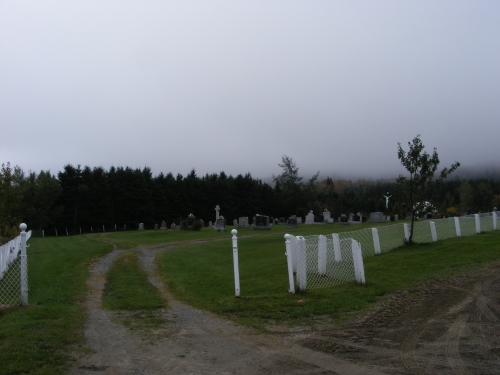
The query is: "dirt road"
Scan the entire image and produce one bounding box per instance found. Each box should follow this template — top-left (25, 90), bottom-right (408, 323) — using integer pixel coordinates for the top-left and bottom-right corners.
top-left (70, 246), bottom-right (500, 375)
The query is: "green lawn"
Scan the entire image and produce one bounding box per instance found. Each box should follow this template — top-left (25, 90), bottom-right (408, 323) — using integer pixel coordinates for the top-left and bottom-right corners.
top-left (0, 235), bottom-right (112, 375)
top-left (157, 230), bottom-right (500, 328)
top-left (1, 224), bottom-right (499, 374)
top-left (102, 251), bottom-right (166, 310)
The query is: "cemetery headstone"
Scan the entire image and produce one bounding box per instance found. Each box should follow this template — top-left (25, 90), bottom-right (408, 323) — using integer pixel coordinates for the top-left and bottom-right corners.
top-left (279, 217), bottom-right (286, 224)
top-left (214, 218), bottom-right (227, 232)
top-left (187, 213), bottom-right (195, 226)
top-left (233, 219), bottom-right (238, 227)
top-left (339, 214), bottom-right (349, 225)
top-left (215, 205), bottom-right (220, 220)
top-left (305, 210), bottom-right (314, 225)
top-left (351, 214), bottom-right (362, 225)
top-left (209, 220), bottom-right (213, 227)
top-left (314, 215), bottom-right (325, 225)
top-left (138, 223), bottom-right (145, 231)
top-left (238, 217), bottom-right (250, 228)
top-left (254, 215), bottom-right (271, 230)
top-left (154, 224), bottom-right (158, 231)
top-left (160, 220), bottom-right (167, 230)
top-left (286, 217), bottom-right (298, 228)
top-left (370, 212), bottom-right (385, 223)
top-left (297, 217), bottom-right (302, 224)
top-left (323, 209), bottom-right (331, 222)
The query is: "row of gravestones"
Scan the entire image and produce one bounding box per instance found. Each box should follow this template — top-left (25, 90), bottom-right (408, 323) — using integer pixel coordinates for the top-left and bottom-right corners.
top-left (137, 210), bottom-right (401, 232)
top-left (214, 215), bottom-right (301, 232)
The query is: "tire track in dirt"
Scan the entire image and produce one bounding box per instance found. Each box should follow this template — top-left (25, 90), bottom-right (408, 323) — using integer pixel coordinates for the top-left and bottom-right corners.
top-left (71, 243), bottom-right (385, 375)
top-left (445, 313), bottom-right (470, 375)
top-left (400, 282), bottom-right (481, 375)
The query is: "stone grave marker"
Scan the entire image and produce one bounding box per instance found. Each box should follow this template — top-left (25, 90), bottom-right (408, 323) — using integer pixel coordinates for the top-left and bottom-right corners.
top-left (338, 214), bottom-right (349, 224)
top-left (254, 215), bottom-right (271, 230)
top-left (238, 217), bottom-right (250, 228)
top-left (305, 210), bottom-right (314, 224)
top-left (160, 221), bottom-right (167, 230)
top-left (370, 212), bottom-right (385, 223)
top-left (314, 214), bottom-right (325, 225)
top-left (138, 223), bottom-right (145, 230)
top-left (286, 217), bottom-right (298, 228)
top-left (214, 218), bottom-right (227, 232)
top-left (323, 209), bottom-right (331, 222)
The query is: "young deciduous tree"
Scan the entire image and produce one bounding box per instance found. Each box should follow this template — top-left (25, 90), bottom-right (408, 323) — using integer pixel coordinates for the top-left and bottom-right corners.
top-left (396, 135), bottom-right (460, 244)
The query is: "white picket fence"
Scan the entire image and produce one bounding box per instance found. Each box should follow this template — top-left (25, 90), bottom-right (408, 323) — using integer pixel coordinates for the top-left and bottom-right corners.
top-left (284, 212), bottom-right (498, 292)
top-left (0, 225), bottom-right (30, 306)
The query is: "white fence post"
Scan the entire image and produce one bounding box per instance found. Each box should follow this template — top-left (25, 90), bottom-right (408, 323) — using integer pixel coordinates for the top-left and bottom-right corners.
top-left (475, 214), bottom-right (481, 234)
top-left (290, 235), bottom-right (298, 273)
top-left (284, 234), bottom-right (295, 293)
top-left (454, 217), bottom-right (461, 237)
top-left (371, 228), bottom-right (381, 255)
top-left (296, 236), bottom-right (307, 291)
top-left (318, 235), bottom-right (327, 275)
top-left (430, 221), bottom-right (437, 242)
top-left (20, 223), bottom-right (28, 306)
top-left (332, 233), bottom-right (342, 262)
top-left (231, 229), bottom-right (240, 297)
top-left (404, 223), bottom-right (410, 242)
top-left (351, 240), bottom-right (366, 285)
top-left (493, 211), bottom-right (497, 231)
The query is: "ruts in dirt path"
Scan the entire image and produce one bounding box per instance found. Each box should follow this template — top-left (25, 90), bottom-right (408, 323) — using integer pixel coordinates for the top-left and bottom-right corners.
top-left (70, 245), bottom-right (383, 375)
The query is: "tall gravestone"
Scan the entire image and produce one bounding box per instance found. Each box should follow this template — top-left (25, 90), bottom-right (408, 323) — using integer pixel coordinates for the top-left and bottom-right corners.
top-left (305, 211), bottom-right (314, 224)
top-left (138, 223), bottom-right (145, 231)
top-left (323, 210), bottom-right (331, 222)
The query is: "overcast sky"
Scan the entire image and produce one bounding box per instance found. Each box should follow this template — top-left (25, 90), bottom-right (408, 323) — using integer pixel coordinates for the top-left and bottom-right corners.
top-left (1, 1), bottom-right (499, 181)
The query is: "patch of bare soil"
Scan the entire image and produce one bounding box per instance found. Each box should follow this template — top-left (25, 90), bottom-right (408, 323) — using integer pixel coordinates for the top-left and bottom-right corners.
top-left (277, 264), bottom-right (500, 375)
top-left (70, 246), bottom-right (500, 375)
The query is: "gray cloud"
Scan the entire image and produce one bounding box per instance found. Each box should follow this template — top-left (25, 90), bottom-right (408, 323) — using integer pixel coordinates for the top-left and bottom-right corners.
top-left (1, 1), bottom-right (498, 180)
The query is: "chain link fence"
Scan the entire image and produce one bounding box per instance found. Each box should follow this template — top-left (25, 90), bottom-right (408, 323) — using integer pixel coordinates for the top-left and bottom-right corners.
top-left (0, 229), bottom-right (30, 307)
top-left (285, 213), bottom-right (498, 292)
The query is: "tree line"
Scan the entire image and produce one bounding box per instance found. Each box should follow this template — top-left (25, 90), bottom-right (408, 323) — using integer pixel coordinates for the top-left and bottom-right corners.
top-left (1, 158), bottom-right (499, 239)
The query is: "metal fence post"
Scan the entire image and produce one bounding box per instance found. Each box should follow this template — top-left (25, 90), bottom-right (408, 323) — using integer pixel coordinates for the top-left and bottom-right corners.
top-left (20, 223), bottom-right (28, 306)
top-left (284, 234), bottom-right (295, 293)
top-left (371, 228), bottom-right (381, 255)
top-left (231, 229), bottom-right (240, 297)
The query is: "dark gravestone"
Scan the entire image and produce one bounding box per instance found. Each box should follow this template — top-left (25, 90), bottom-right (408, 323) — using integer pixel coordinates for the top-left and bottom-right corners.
top-left (314, 215), bottom-right (324, 223)
top-left (353, 215), bottom-right (361, 222)
top-left (286, 218), bottom-right (298, 228)
top-left (254, 215), bottom-right (271, 230)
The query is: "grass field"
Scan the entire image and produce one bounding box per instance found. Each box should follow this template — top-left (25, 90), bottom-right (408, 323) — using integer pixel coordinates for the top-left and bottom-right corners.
top-left (0, 223), bottom-right (499, 374)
